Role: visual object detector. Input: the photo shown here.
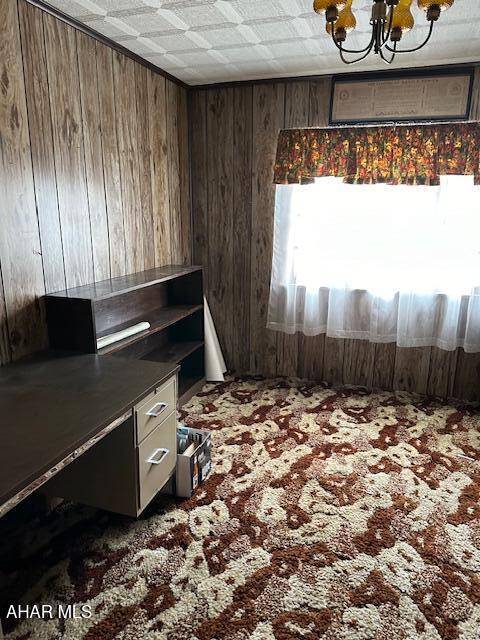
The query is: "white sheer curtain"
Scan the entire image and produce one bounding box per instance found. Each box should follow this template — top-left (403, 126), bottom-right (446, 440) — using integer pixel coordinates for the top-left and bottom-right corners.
top-left (267, 176), bottom-right (480, 352)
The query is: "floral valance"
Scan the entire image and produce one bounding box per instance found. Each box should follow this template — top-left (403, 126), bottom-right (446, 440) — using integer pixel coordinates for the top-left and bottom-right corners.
top-left (273, 122), bottom-right (480, 186)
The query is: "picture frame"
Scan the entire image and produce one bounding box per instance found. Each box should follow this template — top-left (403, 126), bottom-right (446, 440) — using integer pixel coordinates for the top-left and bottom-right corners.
top-left (329, 67), bottom-right (474, 126)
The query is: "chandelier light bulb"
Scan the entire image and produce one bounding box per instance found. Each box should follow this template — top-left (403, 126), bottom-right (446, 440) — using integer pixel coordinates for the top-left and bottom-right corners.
top-left (313, 0), bottom-right (347, 15)
top-left (417, 0), bottom-right (454, 11)
top-left (387, 0), bottom-right (415, 39)
top-left (326, 0), bottom-right (356, 37)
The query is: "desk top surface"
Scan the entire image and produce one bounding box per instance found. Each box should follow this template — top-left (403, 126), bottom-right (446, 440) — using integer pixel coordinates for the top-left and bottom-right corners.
top-left (0, 353), bottom-right (179, 507)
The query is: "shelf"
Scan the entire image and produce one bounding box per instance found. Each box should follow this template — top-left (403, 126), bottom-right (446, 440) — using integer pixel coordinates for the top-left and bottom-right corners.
top-left (46, 265), bottom-right (203, 301)
top-left (45, 264), bottom-right (206, 409)
top-left (178, 376), bottom-right (206, 407)
top-left (97, 305), bottom-right (203, 356)
top-left (142, 341), bottom-right (204, 365)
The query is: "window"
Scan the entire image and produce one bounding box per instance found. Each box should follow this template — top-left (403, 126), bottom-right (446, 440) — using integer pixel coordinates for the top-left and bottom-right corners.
top-left (267, 176), bottom-right (480, 352)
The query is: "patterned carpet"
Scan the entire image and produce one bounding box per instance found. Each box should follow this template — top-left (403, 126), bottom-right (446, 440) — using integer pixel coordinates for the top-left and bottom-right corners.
top-left (3, 377), bottom-right (480, 640)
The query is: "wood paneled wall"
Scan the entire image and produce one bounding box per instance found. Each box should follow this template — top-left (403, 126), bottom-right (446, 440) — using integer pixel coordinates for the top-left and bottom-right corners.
top-left (0, 0), bottom-right (191, 365)
top-left (1, 0), bottom-right (478, 400)
top-left (190, 77), bottom-right (480, 402)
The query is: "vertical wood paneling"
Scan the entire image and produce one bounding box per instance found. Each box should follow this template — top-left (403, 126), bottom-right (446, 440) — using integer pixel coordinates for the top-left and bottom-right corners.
top-left (190, 90), bottom-right (208, 288)
top-left (0, 0), bottom-right (46, 358)
top-left (232, 86), bottom-right (252, 373)
top-left (207, 88), bottom-right (234, 367)
top-left (323, 338), bottom-right (345, 385)
top-left (285, 81), bottom-right (310, 128)
top-left (276, 82), bottom-right (310, 377)
top-left (76, 31), bottom-right (110, 281)
top-left (338, 295), bottom-right (376, 388)
top-left (453, 351), bottom-right (480, 402)
top-left (298, 336), bottom-right (326, 378)
top-left (167, 80), bottom-right (182, 264)
top-left (113, 52), bottom-right (143, 274)
top-left (44, 13), bottom-right (93, 289)
top-left (297, 79), bottom-right (329, 381)
top-left (309, 77), bottom-right (332, 127)
top-left (178, 85), bottom-right (191, 265)
top-left (298, 336), bottom-right (325, 381)
top-left (148, 71), bottom-right (171, 267)
top-left (372, 343), bottom-right (396, 391)
top-left (251, 84), bottom-right (285, 376)
top-left (96, 42), bottom-right (125, 278)
top-left (135, 64), bottom-right (155, 270)
top-left (427, 347), bottom-right (458, 398)
top-left (0, 1), bottom-right (191, 366)
top-left (393, 347), bottom-right (431, 395)
top-left (18, 1), bottom-right (65, 293)
top-left (343, 339), bottom-right (375, 388)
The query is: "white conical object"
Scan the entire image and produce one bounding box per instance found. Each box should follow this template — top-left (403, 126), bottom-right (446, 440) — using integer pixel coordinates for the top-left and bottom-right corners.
top-left (96, 321), bottom-right (150, 350)
top-left (204, 297), bottom-right (227, 382)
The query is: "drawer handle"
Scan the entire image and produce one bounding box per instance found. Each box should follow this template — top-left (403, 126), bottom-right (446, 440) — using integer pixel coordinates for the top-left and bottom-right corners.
top-left (146, 402), bottom-right (168, 418)
top-left (146, 448), bottom-right (170, 465)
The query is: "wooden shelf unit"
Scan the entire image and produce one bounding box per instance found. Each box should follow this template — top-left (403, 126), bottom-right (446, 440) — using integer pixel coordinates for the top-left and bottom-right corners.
top-left (97, 305), bottom-right (203, 356)
top-left (45, 265), bottom-right (205, 405)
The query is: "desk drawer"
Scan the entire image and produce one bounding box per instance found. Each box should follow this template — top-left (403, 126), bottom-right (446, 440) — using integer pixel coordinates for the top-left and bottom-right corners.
top-left (138, 411), bottom-right (177, 510)
top-left (136, 376), bottom-right (176, 443)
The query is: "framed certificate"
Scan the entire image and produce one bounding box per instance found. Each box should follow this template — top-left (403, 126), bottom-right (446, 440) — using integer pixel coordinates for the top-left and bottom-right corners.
top-left (329, 68), bottom-right (474, 126)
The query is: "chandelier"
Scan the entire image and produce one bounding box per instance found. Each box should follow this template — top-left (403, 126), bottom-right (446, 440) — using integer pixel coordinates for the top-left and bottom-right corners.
top-left (313, 0), bottom-right (454, 64)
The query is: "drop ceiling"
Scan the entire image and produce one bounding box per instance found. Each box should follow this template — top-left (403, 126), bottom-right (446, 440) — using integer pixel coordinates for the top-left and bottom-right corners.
top-left (43, 0), bottom-right (480, 85)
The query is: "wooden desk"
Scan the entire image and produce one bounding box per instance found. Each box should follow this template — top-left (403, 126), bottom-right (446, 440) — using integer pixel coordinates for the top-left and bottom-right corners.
top-left (0, 353), bottom-right (179, 518)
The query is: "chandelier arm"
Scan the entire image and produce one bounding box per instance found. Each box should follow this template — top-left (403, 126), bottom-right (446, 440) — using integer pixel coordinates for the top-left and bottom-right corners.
top-left (385, 20), bottom-right (434, 53)
top-left (339, 39), bottom-right (376, 64)
top-left (380, 40), bottom-right (397, 64)
top-left (330, 26), bottom-right (376, 54)
top-left (374, 20), bottom-right (380, 53)
top-left (379, 8), bottom-right (395, 48)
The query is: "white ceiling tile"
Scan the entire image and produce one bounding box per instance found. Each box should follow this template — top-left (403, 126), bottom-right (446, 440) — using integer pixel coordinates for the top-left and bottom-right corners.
top-left (192, 25), bottom-right (251, 47)
top-left (147, 32), bottom-right (202, 52)
top-left (81, 17), bottom-right (131, 39)
top-left (228, 1), bottom-right (292, 21)
top-left (161, 2), bottom-right (233, 28)
top-left (45, 0), bottom-right (98, 18)
top-left (247, 18), bottom-right (308, 43)
top-left (104, 16), bottom-right (140, 37)
top-left (155, 8), bottom-right (190, 30)
top-left (184, 31), bottom-right (214, 48)
top-left (97, 0), bottom-right (146, 13)
top-left (265, 40), bottom-right (316, 59)
top-left (235, 24), bottom-right (262, 44)
top-left (117, 12), bottom-right (176, 34)
top-left (214, 1), bottom-right (245, 24)
top-left (44, 0), bottom-right (480, 84)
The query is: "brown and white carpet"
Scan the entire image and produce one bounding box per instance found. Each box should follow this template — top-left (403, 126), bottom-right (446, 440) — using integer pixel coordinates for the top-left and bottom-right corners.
top-left (3, 377), bottom-right (480, 640)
